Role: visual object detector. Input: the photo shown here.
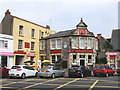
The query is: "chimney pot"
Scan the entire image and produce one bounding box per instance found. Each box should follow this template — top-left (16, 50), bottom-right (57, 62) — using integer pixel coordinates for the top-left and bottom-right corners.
top-left (5, 9), bottom-right (11, 16)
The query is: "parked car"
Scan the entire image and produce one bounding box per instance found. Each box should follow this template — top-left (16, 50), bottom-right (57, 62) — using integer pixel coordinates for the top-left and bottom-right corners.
top-left (92, 65), bottom-right (115, 77)
top-left (68, 66), bottom-right (91, 78)
top-left (8, 65), bottom-right (38, 79)
top-left (37, 66), bottom-right (65, 78)
top-left (0, 64), bottom-right (10, 78)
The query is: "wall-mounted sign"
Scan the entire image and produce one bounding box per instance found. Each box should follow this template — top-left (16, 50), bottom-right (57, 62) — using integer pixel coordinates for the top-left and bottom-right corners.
top-left (25, 42), bottom-right (30, 48)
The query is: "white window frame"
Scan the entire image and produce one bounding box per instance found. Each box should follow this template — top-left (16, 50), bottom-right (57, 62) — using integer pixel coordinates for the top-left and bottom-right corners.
top-left (56, 39), bottom-right (62, 49)
top-left (31, 29), bottom-right (35, 38)
top-left (0, 40), bottom-right (8, 48)
top-left (87, 38), bottom-right (93, 49)
top-left (79, 38), bottom-right (86, 49)
top-left (18, 40), bottom-right (23, 49)
top-left (31, 42), bottom-right (35, 51)
top-left (19, 25), bottom-right (23, 35)
top-left (40, 41), bottom-right (45, 50)
top-left (72, 38), bottom-right (78, 49)
top-left (51, 39), bottom-right (56, 49)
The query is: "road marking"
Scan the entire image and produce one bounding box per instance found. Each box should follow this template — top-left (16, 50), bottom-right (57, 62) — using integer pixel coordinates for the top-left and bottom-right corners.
top-left (2, 79), bottom-right (33, 86)
top-left (53, 78), bottom-right (80, 90)
top-left (21, 78), bottom-right (59, 89)
top-left (88, 80), bottom-right (99, 90)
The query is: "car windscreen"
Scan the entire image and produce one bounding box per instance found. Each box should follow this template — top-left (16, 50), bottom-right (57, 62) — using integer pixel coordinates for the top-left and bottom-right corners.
top-left (41, 66), bottom-right (52, 70)
top-left (69, 67), bottom-right (79, 70)
top-left (11, 66), bottom-right (21, 69)
top-left (93, 66), bottom-right (109, 69)
top-left (0, 65), bottom-right (3, 69)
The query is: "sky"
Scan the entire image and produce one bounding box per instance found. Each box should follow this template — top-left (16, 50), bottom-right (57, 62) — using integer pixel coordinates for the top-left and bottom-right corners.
top-left (0, 0), bottom-right (119, 38)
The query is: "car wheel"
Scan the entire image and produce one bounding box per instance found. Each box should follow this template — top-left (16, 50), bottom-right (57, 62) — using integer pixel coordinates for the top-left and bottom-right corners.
top-left (80, 73), bottom-right (84, 78)
top-left (105, 73), bottom-right (109, 77)
top-left (51, 74), bottom-right (55, 79)
top-left (35, 73), bottom-right (39, 78)
top-left (21, 73), bottom-right (26, 79)
top-left (62, 73), bottom-right (65, 77)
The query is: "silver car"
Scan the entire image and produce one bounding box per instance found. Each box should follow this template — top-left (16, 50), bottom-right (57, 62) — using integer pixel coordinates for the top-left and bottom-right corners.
top-left (37, 66), bottom-right (65, 78)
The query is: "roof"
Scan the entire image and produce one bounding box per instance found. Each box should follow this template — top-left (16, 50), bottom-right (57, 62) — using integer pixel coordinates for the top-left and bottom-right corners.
top-left (76, 18), bottom-right (87, 28)
top-left (41, 29), bottom-right (76, 39)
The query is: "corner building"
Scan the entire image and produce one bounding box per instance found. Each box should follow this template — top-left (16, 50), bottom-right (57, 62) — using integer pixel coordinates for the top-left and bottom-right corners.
top-left (40, 18), bottom-right (98, 70)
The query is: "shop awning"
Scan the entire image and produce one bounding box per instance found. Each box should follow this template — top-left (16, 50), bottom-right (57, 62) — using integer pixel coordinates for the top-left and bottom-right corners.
top-left (42, 60), bottom-right (50, 63)
top-left (24, 61), bottom-right (35, 63)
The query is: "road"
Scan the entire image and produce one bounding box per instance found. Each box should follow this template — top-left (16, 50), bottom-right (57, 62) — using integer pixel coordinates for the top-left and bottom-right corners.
top-left (0, 75), bottom-right (119, 90)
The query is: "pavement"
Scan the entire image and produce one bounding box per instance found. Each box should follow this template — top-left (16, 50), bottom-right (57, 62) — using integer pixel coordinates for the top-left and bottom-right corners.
top-left (0, 75), bottom-right (120, 90)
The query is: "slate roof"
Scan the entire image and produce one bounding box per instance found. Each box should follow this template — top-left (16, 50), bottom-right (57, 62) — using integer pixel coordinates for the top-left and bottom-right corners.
top-left (41, 29), bottom-right (76, 39)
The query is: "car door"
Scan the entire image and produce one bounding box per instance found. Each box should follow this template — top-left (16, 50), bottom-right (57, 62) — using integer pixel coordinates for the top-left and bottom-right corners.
top-left (23, 66), bottom-right (31, 76)
top-left (53, 66), bottom-right (59, 76)
top-left (28, 66), bottom-right (36, 76)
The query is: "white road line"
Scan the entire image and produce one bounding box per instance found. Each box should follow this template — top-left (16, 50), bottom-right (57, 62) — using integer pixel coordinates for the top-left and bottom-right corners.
top-left (88, 80), bottom-right (99, 90)
top-left (53, 78), bottom-right (80, 90)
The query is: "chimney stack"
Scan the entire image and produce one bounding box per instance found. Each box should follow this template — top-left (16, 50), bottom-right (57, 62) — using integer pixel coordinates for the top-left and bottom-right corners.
top-left (97, 34), bottom-right (102, 39)
top-left (5, 9), bottom-right (11, 16)
top-left (46, 25), bottom-right (50, 29)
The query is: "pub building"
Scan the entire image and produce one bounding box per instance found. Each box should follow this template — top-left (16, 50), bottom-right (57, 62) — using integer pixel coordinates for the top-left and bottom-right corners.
top-left (40, 18), bottom-right (98, 72)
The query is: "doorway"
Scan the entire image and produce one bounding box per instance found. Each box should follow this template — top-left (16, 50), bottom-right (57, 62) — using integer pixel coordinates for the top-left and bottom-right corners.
top-left (80, 60), bottom-right (85, 66)
top-left (15, 55), bottom-right (24, 65)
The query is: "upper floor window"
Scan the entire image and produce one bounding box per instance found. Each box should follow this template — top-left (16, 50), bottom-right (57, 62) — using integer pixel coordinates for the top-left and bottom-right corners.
top-left (40, 41), bottom-right (45, 50)
top-left (19, 25), bottom-right (23, 35)
top-left (72, 38), bottom-right (78, 49)
top-left (87, 38), bottom-right (92, 49)
top-left (51, 40), bottom-right (55, 49)
top-left (31, 42), bottom-right (35, 51)
top-left (31, 29), bottom-right (35, 38)
top-left (41, 32), bottom-right (44, 38)
top-left (79, 38), bottom-right (86, 49)
top-left (57, 39), bottom-right (61, 49)
top-left (18, 40), bottom-right (23, 49)
top-left (73, 55), bottom-right (77, 63)
top-left (0, 40), bottom-right (8, 48)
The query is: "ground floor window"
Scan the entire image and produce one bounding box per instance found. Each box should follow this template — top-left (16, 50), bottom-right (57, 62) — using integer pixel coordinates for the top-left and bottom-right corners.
top-left (51, 55), bottom-right (61, 63)
top-left (73, 55), bottom-right (77, 63)
top-left (88, 55), bottom-right (92, 63)
top-left (1, 56), bottom-right (7, 66)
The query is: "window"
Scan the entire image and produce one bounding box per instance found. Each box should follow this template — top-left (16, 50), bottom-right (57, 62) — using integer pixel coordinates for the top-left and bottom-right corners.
top-left (41, 32), bottom-right (44, 38)
top-left (87, 38), bottom-right (92, 49)
top-left (51, 40), bottom-right (55, 49)
top-left (40, 41), bottom-right (45, 50)
top-left (19, 25), bottom-right (23, 35)
top-left (52, 55), bottom-right (55, 63)
top-left (73, 55), bottom-right (77, 63)
top-left (0, 40), bottom-right (8, 48)
top-left (72, 38), bottom-right (78, 49)
top-left (57, 39), bottom-right (61, 49)
top-left (57, 55), bottom-right (61, 63)
top-left (80, 55), bottom-right (85, 58)
top-left (18, 40), bottom-right (23, 49)
top-left (79, 38), bottom-right (86, 49)
top-left (88, 55), bottom-right (92, 63)
top-left (31, 29), bottom-right (35, 38)
top-left (31, 42), bottom-right (35, 50)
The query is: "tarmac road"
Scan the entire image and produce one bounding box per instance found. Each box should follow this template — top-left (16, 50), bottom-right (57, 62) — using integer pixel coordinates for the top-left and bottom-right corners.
top-left (0, 75), bottom-right (119, 90)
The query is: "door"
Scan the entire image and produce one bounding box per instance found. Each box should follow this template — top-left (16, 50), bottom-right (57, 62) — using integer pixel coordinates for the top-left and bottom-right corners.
top-left (80, 60), bottom-right (85, 66)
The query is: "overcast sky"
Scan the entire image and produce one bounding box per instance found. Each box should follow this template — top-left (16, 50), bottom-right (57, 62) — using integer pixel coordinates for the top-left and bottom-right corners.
top-left (0, 0), bottom-right (119, 38)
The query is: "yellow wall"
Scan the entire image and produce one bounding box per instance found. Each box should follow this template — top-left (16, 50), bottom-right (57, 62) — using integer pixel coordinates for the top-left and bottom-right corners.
top-left (12, 17), bottom-right (55, 69)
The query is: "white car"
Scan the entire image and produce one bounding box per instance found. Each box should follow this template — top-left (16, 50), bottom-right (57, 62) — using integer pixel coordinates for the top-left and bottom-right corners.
top-left (9, 65), bottom-right (38, 79)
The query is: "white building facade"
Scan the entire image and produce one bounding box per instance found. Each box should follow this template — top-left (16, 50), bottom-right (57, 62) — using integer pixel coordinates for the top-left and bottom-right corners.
top-left (0, 34), bottom-right (14, 68)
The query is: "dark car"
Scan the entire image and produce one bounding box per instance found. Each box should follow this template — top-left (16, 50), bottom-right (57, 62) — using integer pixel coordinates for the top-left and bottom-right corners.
top-left (92, 65), bottom-right (115, 77)
top-left (116, 68), bottom-right (120, 76)
top-left (0, 64), bottom-right (10, 78)
top-left (68, 66), bottom-right (91, 78)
